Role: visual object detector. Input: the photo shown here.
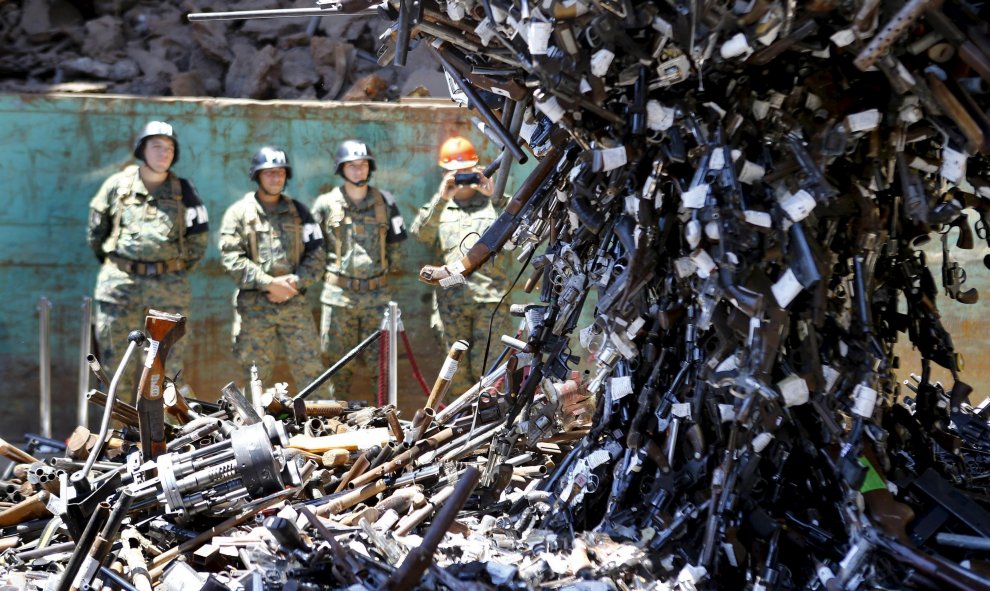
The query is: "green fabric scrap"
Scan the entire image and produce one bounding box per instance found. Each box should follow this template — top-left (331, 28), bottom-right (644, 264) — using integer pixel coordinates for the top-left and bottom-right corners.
top-left (858, 456), bottom-right (887, 493)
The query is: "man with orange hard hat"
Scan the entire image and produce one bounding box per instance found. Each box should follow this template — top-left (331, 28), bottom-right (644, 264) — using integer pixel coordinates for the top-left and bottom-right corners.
top-left (411, 136), bottom-right (514, 395)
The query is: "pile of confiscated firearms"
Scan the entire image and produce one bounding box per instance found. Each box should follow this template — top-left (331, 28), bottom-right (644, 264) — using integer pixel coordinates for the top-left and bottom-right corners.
top-left (5, 0), bottom-right (990, 589)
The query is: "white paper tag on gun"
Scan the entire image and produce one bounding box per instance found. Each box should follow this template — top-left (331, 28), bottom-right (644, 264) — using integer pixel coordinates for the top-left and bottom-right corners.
top-left (144, 339), bottom-right (160, 368)
top-left (610, 376), bottom-right (633, 399)
top-left (771, 268), bottom-right (803, 308)
top-left (439, 358), bottom-right (459, 381)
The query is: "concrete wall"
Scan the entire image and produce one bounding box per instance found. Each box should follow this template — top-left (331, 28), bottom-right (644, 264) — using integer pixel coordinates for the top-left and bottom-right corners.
top-left (0, 93), bottom-right (531, 437)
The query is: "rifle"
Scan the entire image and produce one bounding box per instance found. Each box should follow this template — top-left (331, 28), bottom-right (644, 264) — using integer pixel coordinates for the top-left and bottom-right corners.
top-left (419, 135), bottom-right (571, 287)
top-left (784, 131), bottom-right (838, 203)
top-left (136, 310), bottom-right (186, 461)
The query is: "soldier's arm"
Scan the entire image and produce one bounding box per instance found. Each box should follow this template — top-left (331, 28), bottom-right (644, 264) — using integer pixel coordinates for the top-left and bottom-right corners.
top-left (382, 191), bottom-right (407, 272)
top-left (311, 196), bottom-right (340, 270)
top-left (86, 176), bottom-right (116, 262)
top-left (294, 202), bottom-right (326, 291)
top-left (180, 179), bottom-right (210, 269)
top-left (409, 191), bottom-right (446, 246)
top-left (218, 206), bottom-right (275, 290)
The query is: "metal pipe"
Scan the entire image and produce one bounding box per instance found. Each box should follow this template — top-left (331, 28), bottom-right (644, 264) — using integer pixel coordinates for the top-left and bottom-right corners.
top-left (317, 479), bottom-right (387, 516)
top-left (85, 391), bottom-right (140, 428)
top-left (15, 540), bottom-right (75, 561)
top-left (71, 331), bottom-right (146, 486)
top-left (56, 503), bottom-right (110, 591)
top-left (430, 42), bottom-right (528, 164)
top-left (394, 0), bottom-right (411, 66)
top-left (100, 565), bottom-right (141, 591)
top-left (437, 420), bottom-right (503, 462)
top-left (492, 97), bottom-right (526, 205)
top-left (70, 490), bottom-right (135, 591)
top-left (394, 485), bottom-right (455, 536)
top-left (78, 296), bottom-right (92, 428)
top-left (936, 532), bottom-right (990, 550)
top-left (403, 408), bottom-right (435, 446)
top-left (187, 6), bottom-right (379, 21)
top-left (381, 466), bottom-right (481, 591)
top-left (334, 447), bottom-right (376, 493)
top-left (249, 364), bottom-right (264, 417)
top-left (295, 330), bottom-right (382, 402)
top-left (37, 297), bottom-right (52, 439)
top-left (86, 354), bottom-right (111, 388)
top-left (388, 301), bottom-right (399, 408)
top-left (385, 408), bottom-right (403, 441)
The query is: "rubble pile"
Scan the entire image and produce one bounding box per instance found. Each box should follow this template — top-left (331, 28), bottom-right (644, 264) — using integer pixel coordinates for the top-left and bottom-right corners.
top-left (4, 0), bottom-right (990, 589)
top-left (0, 0), bottom-right (442, 100)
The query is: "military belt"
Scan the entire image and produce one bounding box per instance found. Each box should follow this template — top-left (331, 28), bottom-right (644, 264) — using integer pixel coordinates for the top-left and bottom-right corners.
top-left (108, 255), bottom-right (186, 277)
top-left (326, 272), bottom-right (387, 292)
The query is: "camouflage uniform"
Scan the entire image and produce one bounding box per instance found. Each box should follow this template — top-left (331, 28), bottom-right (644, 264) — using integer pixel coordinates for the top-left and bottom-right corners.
top-left (87, 164), bottom-right (210, 402)
top-left (311, 187), bottom-right (406, 397)
top-left (411, 190), bottom-right (514, 394)
top-left (219, 192), bottom-right (326, 390)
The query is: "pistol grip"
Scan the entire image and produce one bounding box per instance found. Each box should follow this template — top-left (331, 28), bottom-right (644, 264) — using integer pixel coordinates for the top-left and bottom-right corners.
top-left (958, 287), bottom-right (979, 304)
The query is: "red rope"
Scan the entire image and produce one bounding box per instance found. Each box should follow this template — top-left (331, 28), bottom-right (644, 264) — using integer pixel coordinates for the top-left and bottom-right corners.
top-left (400, 329), bottom-right (432, 398)
top-left (377, 329), bottom-right (388, 407)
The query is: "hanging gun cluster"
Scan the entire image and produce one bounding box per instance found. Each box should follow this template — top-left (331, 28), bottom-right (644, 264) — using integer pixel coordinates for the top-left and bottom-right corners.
top-left (387, 0), bottom-right (990, 587)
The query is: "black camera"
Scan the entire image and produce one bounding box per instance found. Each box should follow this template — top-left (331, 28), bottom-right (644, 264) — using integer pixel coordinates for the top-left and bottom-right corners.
top-left (454, 171), bottom-right (482, 186)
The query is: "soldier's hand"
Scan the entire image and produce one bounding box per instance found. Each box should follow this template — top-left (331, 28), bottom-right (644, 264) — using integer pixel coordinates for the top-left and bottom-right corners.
top-left (474, 168), bottom-right (494, 197)
top-left (440, 168), bottom-right (493, 200)
top-left (266, 276), bottom-right (299, 304)
top-left (438, 171), bottom-right (458, 201)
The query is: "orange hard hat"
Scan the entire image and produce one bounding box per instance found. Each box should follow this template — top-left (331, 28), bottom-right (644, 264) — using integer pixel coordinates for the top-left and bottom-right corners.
top-left (438, 136), bottom-right (479, 170)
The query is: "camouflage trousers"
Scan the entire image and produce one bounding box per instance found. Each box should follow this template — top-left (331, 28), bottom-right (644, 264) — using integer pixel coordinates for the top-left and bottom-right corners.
top-left (232, 291), bottom-right (325, 394)
top-left (320, 302), bottom-right (387, 399)
top-left (433, 298), bottom-right (517, 396)
top-left (95, 292), bottom-right (191, 406)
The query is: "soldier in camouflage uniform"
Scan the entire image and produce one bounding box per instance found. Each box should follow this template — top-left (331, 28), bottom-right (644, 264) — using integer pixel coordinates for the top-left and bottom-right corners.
top-left (219, 147), bottom-right (326, 391)
top-left (312, 140), bottom-right (407, 398)
top-left (87, 121), bottom-right (210, 402)
top-left (411, 137), bottom-right (515, 394)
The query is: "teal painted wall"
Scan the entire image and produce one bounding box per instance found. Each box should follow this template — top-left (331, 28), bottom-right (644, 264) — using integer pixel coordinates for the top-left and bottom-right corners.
top-left (10, 93), bottom-right (984, 442)
top-left (0, 93), bottom-right (535, 436)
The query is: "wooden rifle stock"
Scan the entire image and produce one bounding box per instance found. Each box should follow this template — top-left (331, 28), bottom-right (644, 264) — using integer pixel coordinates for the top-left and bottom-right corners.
top-left (924, 6), bottom-right (990, 85)
top-left (136, 310), bottom-right (186, 461)
top-left (926, 72), bottom-right (987, 153)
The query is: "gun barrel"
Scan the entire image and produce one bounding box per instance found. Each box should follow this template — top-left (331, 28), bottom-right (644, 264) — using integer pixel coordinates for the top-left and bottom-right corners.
top-left (187, 7), bottom-right (376, 21)
top-left (381, 466), bottom-right (481, 591)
